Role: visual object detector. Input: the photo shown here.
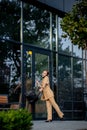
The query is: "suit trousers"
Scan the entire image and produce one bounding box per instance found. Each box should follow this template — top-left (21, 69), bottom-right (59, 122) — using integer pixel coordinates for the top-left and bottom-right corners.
top-left (46, 96), bottom-right (64, 120)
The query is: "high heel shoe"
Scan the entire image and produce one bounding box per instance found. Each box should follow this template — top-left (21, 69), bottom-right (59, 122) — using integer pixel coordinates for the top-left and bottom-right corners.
top-left (60, 115), bottom-right (65, 121)
top-left (45, 120), bottom-right (52, 122)
top-left (60, 114), bottom-right (64, 121)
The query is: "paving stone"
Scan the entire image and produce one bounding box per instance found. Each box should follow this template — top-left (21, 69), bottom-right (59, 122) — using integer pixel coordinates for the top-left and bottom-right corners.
top-left (32, 121), bottom-right (87, 130)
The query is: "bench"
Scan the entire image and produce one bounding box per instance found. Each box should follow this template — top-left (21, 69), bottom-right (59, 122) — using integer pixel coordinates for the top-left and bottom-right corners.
top-left (0, 94), bottom-right (20, 110)
top-left (0, 95), bottom-right (8, 104)
top-left (0, 94), bottom-right (10, 110)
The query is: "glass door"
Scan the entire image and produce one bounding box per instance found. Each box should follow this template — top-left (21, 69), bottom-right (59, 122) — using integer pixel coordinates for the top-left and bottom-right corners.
top-left (24, 44), bottom-right (52, 119)
top-left (35, 53), bottom-right (49, 119)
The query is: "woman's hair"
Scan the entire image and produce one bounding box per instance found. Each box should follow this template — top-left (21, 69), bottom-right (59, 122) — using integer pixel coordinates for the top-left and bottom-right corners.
top-left (45, 70), bottom-right (49, 76)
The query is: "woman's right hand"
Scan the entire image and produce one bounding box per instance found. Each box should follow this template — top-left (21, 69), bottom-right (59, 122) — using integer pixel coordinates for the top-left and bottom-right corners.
top-left (36, 80), bottom-right (40, 86)
top-left (39, 88), bottom-right (43, 92)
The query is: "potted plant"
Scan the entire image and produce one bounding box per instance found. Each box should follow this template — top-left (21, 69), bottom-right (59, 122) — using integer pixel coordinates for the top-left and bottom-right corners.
top-left (0, 108), bottom-right (33, 130)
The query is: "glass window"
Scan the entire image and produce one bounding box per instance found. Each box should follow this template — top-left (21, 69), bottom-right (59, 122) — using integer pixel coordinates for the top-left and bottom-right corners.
top-left (73, 111), bottom-right (84, 120)
top-left (86, 50), bottom-right (87, 60)
top-left (63, 101), bottom-right (72, 110)
top-left (83, 60), bottom-right (86, 81)
top-left (83, 60), bottom-right (87, 92)
top-left (83, 50), bottom-right (86, 59)
top-left (25, 50), bottom-right (32, 78)
top-left (0, 39), bottom-right (21, 103)
top-left (73, 58), bottom-right (83, 101)
top-left (64, 112), bottom-right (72, 119)
top-left (58, 18), bottom-right (72, 55)
top-left (73, 101), bottom-right (84, 110)
top-left (0, 0), bottom-right (20, 41)
top-left (58, 55), bottom-right (72, 110)
top-left (52, 14), bottom-right (56, 51)
top-left (73, 45), bottom-right (82, 58)
top-left (23, 3), bottom-right (50, 49)
top-left (85, 60), bottom-right (87, 85)
top-left (35, 53), bottom-right (49, 119)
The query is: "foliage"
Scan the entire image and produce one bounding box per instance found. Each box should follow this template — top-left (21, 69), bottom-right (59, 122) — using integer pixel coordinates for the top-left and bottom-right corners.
top-left (0, 0), bottom-right (21, 83)
top-left (0, 109), bottom-right (33, 130)
top-left (0, 0), bottom-right (50, 46)
top-left (23, 4), bottom-right (50, 46)
top-left (0, 40), bottom-right (21, 83)
top-left (0, 0), bottom-right (20, 41)
top-left (60, 0), bottom-right (87, 49)
top-left (0, 0), bottom-right (50, 84)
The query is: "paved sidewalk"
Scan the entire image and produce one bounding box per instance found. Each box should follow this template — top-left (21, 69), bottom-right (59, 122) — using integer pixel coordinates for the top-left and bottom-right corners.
top-left (32, 120), bottom-right (87, 130)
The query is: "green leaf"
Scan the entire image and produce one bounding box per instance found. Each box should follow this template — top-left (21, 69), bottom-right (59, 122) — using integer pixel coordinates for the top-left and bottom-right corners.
top-left (60, 0), bottom-right (87, 50)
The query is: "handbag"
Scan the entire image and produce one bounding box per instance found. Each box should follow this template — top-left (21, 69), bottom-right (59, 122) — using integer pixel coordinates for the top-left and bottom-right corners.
top-left (34, 86), bottom-right (42, 99)
top-left (25, 89), bottom-right (38, 103)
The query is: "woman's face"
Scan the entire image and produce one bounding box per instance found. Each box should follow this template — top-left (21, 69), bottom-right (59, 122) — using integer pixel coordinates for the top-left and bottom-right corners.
top-left (42, 71), bottom-right (47, 78)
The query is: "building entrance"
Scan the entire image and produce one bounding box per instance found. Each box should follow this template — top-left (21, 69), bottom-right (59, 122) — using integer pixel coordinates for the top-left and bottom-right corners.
top-left (24, 44), bottom-right (52, 119)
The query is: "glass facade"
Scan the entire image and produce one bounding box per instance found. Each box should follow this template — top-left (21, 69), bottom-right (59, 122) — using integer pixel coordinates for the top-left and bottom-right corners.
top-left (0, 0), bottom-right (20, 41)
top-left (58, 18), bottom-right (72, 55)
top-left (0, 0), bottom-right (87, 120)
top-left (0, 40), bottom-right (21, 103)
top-left (23, 3), bottom-right (50, 49)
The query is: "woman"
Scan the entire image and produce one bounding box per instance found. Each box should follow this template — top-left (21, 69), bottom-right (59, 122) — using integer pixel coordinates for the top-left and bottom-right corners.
top-left (25, 78), bottom-right (32, 111)
top-left (36, 70), bottom-right (64, 122)
top-left (14, 81), bottom-right (21, 105)
top-left (14, 79), bottom-right (32, 110)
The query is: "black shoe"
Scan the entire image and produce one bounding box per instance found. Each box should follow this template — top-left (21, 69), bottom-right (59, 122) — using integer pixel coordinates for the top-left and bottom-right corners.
top-left (60, 114), bottom-right (64, 120)
top-left (60, 117), bottom-right (65, 121)
top-left (45, 120), bottom-right (52, 122)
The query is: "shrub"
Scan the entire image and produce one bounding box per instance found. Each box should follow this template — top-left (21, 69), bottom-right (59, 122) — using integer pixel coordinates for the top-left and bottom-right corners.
top-left (0, 108), bottom-right (33, 130)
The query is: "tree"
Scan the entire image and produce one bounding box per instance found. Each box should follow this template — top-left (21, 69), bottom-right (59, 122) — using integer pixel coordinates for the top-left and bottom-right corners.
top-left (0, 0), bottom-right (50, 85)
top-left (0, 0), bottom-right (21, 85)
top-left (0, 0), bottom-right (20, 41)
top-left (60, 0), bottom-right (87, 49)
top-left (60, 0), bottom-right (87, 107)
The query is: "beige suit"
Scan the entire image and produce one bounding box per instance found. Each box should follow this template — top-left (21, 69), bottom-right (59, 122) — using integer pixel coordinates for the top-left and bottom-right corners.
top-left (41, 76), bottom-right (64, 120)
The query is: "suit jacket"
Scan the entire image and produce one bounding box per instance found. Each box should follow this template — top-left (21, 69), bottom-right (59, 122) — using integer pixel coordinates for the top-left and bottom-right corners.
top-left (41, 76), bottom-right (54, 101)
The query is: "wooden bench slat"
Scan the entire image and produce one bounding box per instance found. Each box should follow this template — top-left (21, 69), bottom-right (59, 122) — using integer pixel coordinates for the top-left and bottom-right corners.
top-left (0, 95), bottom-right (19, 110)
top-left (0, 95), bottom-right (8, 104)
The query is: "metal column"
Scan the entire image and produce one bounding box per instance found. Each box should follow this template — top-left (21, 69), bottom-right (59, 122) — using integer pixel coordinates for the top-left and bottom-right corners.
top-left (20, 1), bottom-right (25, 108)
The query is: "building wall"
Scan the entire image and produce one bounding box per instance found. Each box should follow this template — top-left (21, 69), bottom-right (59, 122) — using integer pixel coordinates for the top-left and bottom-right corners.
top-left (37, 0), bottom-right (76, 12)
top-left (22, 0), bottom-right (76, 13)
top-left (0, 0), bottom-right (86, 120)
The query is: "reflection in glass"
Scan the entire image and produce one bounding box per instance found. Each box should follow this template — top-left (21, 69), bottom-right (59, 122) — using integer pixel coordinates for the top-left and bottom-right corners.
top-left (35, 53), bottom-right (49, 118)
top-left (58, 55), bottom-right (72, 110)
top-left (23, 4), bottom-right (50, 49)
top-left (83, 50), bottom-right (86, 59)
top-left (73, 58), bottom-right (83, 101)
top-left (83, 60), bottom-right (86, 83)
top-left (58, 18), bottom-right (72, 55)
top-left (0, 0), bottom-right (20, 41)
top-left (73, 112), bottom-right (84, 120)
top-left (26, 51), bottom-right (32, 78)
top-left (73, 45), bottom-right (82, 58)
top-left (35, 53), bottom-right (48, 79)
top-left (0, 40), bottom-right (21, 103)
top-left (51, 14), bottom-right (56, 51)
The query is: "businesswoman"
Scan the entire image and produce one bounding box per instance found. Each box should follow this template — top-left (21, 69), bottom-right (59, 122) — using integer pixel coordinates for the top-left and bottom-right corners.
top-left (36, 70), bottom-right (64, 122)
